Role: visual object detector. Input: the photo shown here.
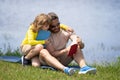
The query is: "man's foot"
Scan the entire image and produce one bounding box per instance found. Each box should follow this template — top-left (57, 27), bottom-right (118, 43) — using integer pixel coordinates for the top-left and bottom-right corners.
top-left (21, 56), bottom-right (31, 66)
top-left (64, 67), bottom-right (75, 75)
top-left (78, 66), bottom-right (96, 74)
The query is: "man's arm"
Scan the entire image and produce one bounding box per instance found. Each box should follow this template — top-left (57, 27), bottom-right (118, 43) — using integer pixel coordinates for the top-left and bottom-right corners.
top-left (70, 34), bottom-right (79, 44)
top-left (70, 34), bottom-right (84, 49)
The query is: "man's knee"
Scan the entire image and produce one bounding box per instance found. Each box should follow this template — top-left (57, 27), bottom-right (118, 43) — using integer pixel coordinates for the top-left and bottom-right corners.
top-left (40, 49), bottom-right (50, 58)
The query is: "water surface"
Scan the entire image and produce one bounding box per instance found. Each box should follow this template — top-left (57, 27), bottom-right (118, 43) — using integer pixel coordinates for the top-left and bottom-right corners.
top-left (0, 0), bottom-right (120, 64)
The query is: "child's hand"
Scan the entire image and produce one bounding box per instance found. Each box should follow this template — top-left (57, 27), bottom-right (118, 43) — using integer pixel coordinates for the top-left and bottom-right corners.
top-left (66, 27), bottom-right (74, 33)
top-left (45, 39), bottom-right (50, 44)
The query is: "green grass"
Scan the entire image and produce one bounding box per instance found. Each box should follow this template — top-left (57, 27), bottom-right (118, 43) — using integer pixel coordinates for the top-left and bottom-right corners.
top-left (0, 58), bottom-right (120, 80)
top-left (0, 49), bottom-right (120, 80)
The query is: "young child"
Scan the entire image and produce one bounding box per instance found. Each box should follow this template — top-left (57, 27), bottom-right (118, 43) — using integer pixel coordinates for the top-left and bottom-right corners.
top-left (20, 13), bottom-right (51, 67)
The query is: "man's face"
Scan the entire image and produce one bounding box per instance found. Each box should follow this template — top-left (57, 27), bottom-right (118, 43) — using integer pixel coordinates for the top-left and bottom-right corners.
top-left (49, 19), bottom-right (60, 33)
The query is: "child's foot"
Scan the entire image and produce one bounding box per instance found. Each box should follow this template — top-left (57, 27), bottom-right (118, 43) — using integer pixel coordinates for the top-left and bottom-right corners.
top-left (21, 56), bottom-right (31, 66)
top-left (78, 66), bottom-right (96, 74)
top-left (64, 67), bottom-right (75, 75)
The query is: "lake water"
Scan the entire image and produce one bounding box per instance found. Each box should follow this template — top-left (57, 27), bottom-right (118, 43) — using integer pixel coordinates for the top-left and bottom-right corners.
top-left (0, 0), bottom-right (120, 64)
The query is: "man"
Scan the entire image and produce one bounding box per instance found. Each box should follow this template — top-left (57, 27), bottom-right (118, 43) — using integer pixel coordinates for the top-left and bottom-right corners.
top-left (46, 12), bottom-right (96, 74)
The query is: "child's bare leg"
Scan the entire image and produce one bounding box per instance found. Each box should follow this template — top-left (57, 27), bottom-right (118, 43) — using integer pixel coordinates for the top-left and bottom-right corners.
top-left (31, 56), bottom-right (40, 67)
top-left (25, 44), bottom-right (43, 59)
top-left (21, 44), bottom-right (32, 55)
top-left (21, 44), bottom-right (43, 66)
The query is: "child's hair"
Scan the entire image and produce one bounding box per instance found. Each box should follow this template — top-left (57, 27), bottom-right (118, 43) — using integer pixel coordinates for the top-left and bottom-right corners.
top-left (48, 12), bottom-right (59, 21)
top-left (31, 13), bottom-right (51, 32)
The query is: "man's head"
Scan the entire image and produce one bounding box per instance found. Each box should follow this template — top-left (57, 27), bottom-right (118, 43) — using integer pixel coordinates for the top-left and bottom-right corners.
top-left (48, 12), bottom-right (60, 33)
top-left (48, 12), bottom-right (59, 21)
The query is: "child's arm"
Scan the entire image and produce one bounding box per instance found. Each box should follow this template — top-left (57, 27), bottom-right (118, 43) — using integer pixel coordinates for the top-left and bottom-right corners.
top-left (60, 24), bottom-right (74, 33)
top-left (27, 30), bottom-right (46, 45)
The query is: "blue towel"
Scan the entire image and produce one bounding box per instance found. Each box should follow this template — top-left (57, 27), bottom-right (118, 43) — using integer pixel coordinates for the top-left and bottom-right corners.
top-left (0, 56), bottom-right (80, 70)
top-left (36, 30), bottom-right (51, 40)
top-left (0, 56), bottom-right (21, 63)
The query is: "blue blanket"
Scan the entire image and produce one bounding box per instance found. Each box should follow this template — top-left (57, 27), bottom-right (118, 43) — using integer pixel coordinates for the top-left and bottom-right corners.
top-left (0, 56), bottom-right (21, 63)
top-left (0, 56), bottom-right (80, 70)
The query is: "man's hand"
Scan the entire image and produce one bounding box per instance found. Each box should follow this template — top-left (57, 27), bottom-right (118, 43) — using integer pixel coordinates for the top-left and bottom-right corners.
top-left (68, 44), bottom-right (78, 57)
top-left (78, 42), bottom-right (84, 49)
top-left (77, 37), bottom-right (84, 49)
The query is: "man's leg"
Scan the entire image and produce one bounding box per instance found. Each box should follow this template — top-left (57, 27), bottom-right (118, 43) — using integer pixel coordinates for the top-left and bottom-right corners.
top-left (39, 49), bottom-right (75, 75)
top-left (73, 48), bottom-right (86, 68)
top-left (73, 48), bottom-right (96, 74)
top-left (58, 54), bottom-right (73, 66)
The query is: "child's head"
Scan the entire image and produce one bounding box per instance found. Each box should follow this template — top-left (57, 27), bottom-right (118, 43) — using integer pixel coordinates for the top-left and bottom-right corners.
top-left (32, 13), bottom-right (51, 32)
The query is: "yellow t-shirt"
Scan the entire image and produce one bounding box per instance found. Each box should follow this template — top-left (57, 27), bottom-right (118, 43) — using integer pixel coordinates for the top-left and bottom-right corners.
top-left (21, 25), bottom-right (45, 46)
top-left (60, 24), bottom-right (69, 30)
top-left (21, 24), bottom-right (69, 46)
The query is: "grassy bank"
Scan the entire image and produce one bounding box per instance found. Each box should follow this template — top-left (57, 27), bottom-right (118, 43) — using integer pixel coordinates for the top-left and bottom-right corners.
top-left (0, 49), bottom-right (120, 80)
top-left (0, 57), bottom-right (120, 80)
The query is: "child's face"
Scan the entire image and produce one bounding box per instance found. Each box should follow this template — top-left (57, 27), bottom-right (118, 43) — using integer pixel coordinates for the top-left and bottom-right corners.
top-left (41, 24), bottom-right (49, 30)
top-left (37, 23), bottom-right (49, 31)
